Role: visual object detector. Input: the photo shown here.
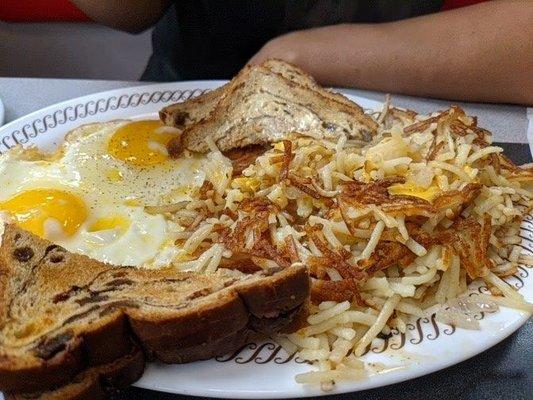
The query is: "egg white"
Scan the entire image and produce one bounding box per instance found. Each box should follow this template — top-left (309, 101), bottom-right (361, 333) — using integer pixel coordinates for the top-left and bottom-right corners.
top-left (0, 120), bottom-right (208, 267)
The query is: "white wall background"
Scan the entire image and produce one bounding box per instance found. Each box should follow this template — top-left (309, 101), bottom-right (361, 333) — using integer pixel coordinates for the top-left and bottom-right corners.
top-left (0, 21), bottom-right (152, 80)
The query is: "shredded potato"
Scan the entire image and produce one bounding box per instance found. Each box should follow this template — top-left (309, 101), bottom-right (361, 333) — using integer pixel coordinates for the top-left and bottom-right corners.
top-left (354, 294), bottom-right (401, 356)
top-left (162, 101), bottom-right (532, 388)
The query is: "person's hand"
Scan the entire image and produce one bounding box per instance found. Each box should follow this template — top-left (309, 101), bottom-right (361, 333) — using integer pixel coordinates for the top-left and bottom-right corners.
top-left (248, 31), bottom-right (304, 66)
top-left (247, 25), bottom-right (356, 86)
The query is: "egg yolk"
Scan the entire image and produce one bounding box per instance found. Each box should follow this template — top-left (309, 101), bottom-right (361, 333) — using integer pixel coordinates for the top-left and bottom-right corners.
top-left (388, 182), bottom-right (441, 202)
top-left (108, 120), bottom-right (176, 167)
top-left (88, 216), bottom-right (130, 233)
top-left (0, 189), bottom-right (87, 238)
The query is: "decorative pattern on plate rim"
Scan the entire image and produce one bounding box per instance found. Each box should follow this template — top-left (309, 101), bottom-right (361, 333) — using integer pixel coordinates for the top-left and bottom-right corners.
top-left (216, 221), bottom-right (532, 364)
top-left (0, 88), bottom-right (209, 154)
top-left (0, 88), bottom-right (378, 154)
top-left (1, 87), bottom-right (531, 368)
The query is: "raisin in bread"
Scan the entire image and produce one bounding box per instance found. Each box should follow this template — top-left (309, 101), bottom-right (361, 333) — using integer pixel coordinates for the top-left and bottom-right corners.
top-left (0, 223), bottom-right (308, 396)
top-left (5, 344), bottom-right (144, 400)
top-left (161, 59), bottom-right (378, 154)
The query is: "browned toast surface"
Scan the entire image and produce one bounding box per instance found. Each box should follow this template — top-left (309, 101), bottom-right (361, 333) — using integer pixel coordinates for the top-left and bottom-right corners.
top-left (162, 59), bottom-right (378, 154)
top-left (158, 59), bottom-right (325, 129)
top-left (159, 84), bottom-right (227, 128)
top-left (0, 223), bottom-right (309, 395)
top-left (159, 59), bottom-right (369, 131)
top-left (5, 344), bottom-right (144, 400)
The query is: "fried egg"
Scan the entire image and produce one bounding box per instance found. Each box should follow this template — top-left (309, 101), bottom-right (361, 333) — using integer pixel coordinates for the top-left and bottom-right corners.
top-left (0, 120), bottom-right (207, 267)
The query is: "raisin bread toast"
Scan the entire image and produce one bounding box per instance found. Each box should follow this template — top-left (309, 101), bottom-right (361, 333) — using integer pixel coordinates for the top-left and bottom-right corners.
top-left (159, 59), bottom-right (369, 130)
top-left (0, 223), bottom-right (308, 396)
top-left (161, 59), bottom-right (378, 154)
top-left (159, 59), bottom-right (355, 129)
top-left (5, 344), bottom-right (144, 400)
top-left (159, 84), bottom-right (228, 129)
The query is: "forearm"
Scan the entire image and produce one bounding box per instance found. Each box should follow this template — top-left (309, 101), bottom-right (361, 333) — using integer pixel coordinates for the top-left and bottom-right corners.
top-left (261, 1), bottom-right (533, 105)
top-left (70, 0), bottom-right (170, 33)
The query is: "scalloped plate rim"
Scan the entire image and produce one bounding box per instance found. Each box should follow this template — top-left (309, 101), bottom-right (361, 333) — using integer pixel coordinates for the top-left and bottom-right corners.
top-left (0, 81), bottom-right (530, 399)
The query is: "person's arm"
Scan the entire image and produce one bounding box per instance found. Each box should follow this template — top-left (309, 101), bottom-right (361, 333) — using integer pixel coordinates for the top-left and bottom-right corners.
top-left (70, 0), bottom-right (171, 33)
top-left (249, 0), bottom-right (533, 105)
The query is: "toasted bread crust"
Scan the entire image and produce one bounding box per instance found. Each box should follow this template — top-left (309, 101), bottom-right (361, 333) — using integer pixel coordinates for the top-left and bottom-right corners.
top-left (0, 338), bottom-right (84, 393)
top-left (159, 84), bottom-right (228, 128)
top-left (150, 327), bottom-right (250, 364)
top-left (163, 60), bottom-right (377, 154)
top-left (0, 224), bottom-right (309, 395)
top-left (5, 344), bottom-right (145, 400)
top-left (0, 314), bottom-right (132, 393)
top-left (130, 290), bottom-right (249, 356)
top-left (237, 264), bottom-right (309, 317)
top-left (179, 65), bottom-right (377, 153)
top-left (159, 59), bottom-right (369, 133)
top-left (132, 265), bottom-right (308, 363)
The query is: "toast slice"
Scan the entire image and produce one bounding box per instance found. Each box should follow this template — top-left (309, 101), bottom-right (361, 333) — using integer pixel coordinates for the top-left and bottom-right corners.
top-left (5, 344), bottom-right (144, 400)
top-left (262, 59), bottom-right (367, 112)
top-left (159, 59), bottom-right (371, 130)
top-left (161, 59), bottom-right (378, 154)
top-left (0, 223), bottom-right (308, 396)
top-left (159, 84), bottom-right (228, 129)
top-left (159, 60), bottom-right (312, 129)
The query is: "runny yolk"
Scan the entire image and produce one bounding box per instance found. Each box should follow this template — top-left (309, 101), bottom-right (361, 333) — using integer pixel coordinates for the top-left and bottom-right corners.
top-left (0, 189), bottom-right (87, 238)
top-left (108, 120), bottom-right (176, 167)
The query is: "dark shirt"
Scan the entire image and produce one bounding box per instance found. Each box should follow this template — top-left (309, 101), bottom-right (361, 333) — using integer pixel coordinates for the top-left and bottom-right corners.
top-left (141, 0), bottom-right (444, 82)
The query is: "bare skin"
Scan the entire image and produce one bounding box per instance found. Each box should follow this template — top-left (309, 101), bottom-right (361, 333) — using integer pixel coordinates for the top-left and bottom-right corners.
top-left (72, 0), bottom-right (533, 105)
top-left (71, 0), bottom-right (171, 33)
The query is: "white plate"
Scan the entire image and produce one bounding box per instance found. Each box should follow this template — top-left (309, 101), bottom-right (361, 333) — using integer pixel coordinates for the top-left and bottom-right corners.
top-left (0, 81), bottom-right (531, 399)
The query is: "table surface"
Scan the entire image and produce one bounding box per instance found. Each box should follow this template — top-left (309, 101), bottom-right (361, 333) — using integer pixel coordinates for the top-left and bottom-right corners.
top-left (0, 77), bottom-right (531, 400)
